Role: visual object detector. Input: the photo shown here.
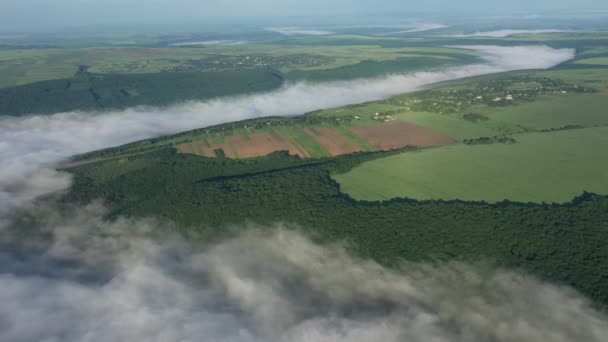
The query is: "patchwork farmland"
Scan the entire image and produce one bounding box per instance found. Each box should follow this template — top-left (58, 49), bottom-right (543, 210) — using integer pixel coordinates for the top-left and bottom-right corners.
top-left (175, 120), bottom-right (457, 159)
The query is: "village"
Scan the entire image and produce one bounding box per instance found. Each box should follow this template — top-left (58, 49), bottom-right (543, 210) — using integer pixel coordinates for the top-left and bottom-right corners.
top-left (160, 54), bottom-right (333, 73)
top-left (388, 76), bottom-right (596, 114)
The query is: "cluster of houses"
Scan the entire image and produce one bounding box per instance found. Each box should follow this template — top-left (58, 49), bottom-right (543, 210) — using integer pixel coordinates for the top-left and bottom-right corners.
top-left (371, 112), bottom-right (397, 123)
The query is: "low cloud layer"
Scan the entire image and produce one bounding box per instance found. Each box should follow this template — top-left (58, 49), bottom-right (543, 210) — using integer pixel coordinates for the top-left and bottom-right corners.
top-left (448, 29), bottom-right (569, 38)
top-left (0, 45), bottom-right (573, 213)
top-left (0, 205), bottom-right (606, 342)
top-left (169, 40), bottom-right (248, 46)
top-left (377, 23), bottom-right (449, 36)
top-left (265, 27), bottom-right (335, 35)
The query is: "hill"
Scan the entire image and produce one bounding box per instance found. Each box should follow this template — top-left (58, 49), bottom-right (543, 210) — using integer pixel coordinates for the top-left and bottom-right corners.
top-left (62, 68), bottom-right (608, 306)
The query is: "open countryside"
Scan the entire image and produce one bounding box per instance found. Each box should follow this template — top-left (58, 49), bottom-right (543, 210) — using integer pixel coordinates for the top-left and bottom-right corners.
top-left (334, 126), bottom-right (608, 203)
top-left (4, 6), bottom-right (608, 339)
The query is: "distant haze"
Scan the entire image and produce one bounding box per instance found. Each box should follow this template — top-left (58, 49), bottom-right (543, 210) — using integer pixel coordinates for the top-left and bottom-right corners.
top-left (1, 0), bottom-right (607, 32)
top-left (448, 29), bottom-right (571, 38)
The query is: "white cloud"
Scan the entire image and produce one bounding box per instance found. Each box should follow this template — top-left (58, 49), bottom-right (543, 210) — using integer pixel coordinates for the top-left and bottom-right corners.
top-left (265, 27), bottom-right (335, 36)
top-left (0, 212), bottom-right (606, 342)
top-left (377, 23), bottom-right (449, 36)
top-left (448, 29), bottom-right (569, 38)
top-left (169, 40), bottom-right (247, 46)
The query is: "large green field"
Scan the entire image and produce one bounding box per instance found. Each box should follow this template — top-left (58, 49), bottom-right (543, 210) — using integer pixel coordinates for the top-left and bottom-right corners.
top-left (574, 57), bottom-right (608, 65)
top-left (334, 126), bottom-right (608, 203)
top-left (487, 93), bottom-right (608, 130)
top-left (395, 111), bottom-right (497, 140)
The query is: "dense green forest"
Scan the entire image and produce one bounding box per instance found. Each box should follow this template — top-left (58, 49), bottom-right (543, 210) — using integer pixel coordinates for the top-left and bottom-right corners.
top-left (0, 68), bottom-right (283, 115)
top-left (64, 148), bottom-right (608, 306)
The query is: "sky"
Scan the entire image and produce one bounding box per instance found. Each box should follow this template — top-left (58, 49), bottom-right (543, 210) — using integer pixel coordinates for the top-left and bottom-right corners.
top-left (1, 0), bottom-right (607, 32)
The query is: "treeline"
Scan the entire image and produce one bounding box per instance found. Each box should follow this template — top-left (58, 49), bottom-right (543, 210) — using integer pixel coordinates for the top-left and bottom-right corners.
top-left (463, 136), bottom-right (517, 145)
top-left (540, 124), bottom-right (584, 132)
top-left (65, 148), bottom-right (608, 307)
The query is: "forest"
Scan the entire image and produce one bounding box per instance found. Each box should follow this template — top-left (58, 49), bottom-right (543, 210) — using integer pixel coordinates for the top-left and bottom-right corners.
top-left (64, 148), bottom-right (608, 307)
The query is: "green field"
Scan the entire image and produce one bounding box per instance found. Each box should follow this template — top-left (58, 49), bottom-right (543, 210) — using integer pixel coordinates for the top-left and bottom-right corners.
top-left (396, 111), bottom-right (497, 140)
top-left (488, 93), bottom-right (608, 130)
top-left (574, 57), bottom-right (608, 65)
top-left (334, 127), bottom-right (608, 203)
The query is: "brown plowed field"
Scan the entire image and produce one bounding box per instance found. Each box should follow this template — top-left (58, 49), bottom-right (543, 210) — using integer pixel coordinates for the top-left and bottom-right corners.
top-left (350, 121), bottom-right (457, 150)
top-left (177, 121), bottom-right (456, 159)
top-left (228, 132), bottom-right (306, 158)
top-left (177, 144), bottom-right (194, 155)
top-left (304, 128), bottom-right (363, 156)
top-left (200, 139), bottom-right (237, 158)
top-left (177, 138), bottom-right (236, 158)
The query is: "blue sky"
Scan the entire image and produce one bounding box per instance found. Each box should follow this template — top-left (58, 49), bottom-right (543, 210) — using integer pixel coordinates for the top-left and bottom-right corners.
top-left (1, 0), bottom-right (607, 32)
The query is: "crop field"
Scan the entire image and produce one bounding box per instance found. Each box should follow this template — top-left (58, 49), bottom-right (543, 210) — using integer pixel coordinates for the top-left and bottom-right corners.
top-left (350, 121), bottom-right (457, 149)
top-left (175, 125), bottom-right (358, 159)
top-left (487, 93), bottom-right (608, 129)
top-left (395, 111), bottom-right (497, 140)
top-left (173, 119), bottom-right (455, 159)
top-left (71, 72), bottom-right (606, 164)
top-left (574, 57), bottom-right (608, 65)
top-left (334, 126), bottom-right (608, 203)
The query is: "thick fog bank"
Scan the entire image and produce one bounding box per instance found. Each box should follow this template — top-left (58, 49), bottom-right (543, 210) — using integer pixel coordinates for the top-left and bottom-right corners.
top-left (448, 29), bottom-right (569, 37)
top-left (0, 205), bottom-right (606, 342)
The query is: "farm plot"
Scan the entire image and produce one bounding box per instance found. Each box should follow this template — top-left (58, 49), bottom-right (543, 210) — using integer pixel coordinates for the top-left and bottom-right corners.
top-left (176, 120), bottom-right (460, 159)
top-left (228, 132), bottom-right (308, 158)
top-left (334, 126), bottom-right (608, 203)
top-left (487, 93), bottom-right (608, 130)
top-left (349, 121), bottom-right (457, 150)
top-left (303, 127), bottom-right (364, 156)
top-left (178, 137), bottom-right (237, 158)
top-left (177, 132), bottom-right (297, 159)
